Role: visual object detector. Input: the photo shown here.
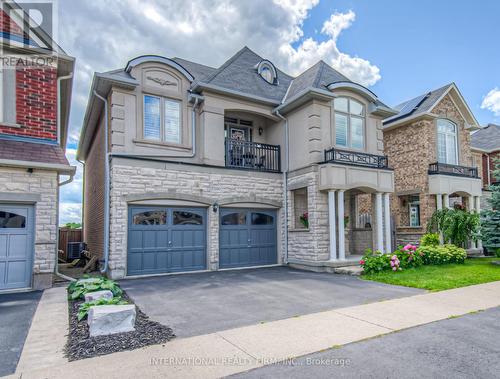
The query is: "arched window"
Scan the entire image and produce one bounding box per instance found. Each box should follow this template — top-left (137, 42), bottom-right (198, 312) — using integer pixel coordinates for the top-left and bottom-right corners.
top-left (437, 119), bottom-right (458, 165)
top-left (333, 97), bottom-right (365, 149)
top-left (256, 60), bottom-right (277, 84)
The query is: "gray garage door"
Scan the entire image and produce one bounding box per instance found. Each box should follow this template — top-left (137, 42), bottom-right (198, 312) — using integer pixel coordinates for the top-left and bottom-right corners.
top-left (219, 208), bottom-right (277, 269)
top-left (127, 207), bottom-right (207, 276)
top-left (0, 205), bottom-right (34, 290)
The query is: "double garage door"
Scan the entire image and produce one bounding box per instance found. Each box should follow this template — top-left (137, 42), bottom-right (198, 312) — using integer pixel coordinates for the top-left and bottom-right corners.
top-left (127, 206), bottom-right (277, 276)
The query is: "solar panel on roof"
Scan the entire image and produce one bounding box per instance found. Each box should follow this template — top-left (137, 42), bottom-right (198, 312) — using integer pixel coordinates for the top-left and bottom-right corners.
top-left (396, 92), bottom-right (430, 119)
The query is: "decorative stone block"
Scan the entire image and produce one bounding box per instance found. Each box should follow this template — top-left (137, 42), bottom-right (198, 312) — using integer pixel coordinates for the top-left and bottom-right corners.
top-left (84, 290), bottom-right (114, 303)
top-left (87, 305), bottom-right (136, 337)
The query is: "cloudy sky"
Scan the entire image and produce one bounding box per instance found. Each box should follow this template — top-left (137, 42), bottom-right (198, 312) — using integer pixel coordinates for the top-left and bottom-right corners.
top-left (56, 0), bottom-right (500, 224)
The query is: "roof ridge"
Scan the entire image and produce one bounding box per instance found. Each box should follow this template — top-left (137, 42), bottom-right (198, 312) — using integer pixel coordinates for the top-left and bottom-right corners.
top-left (203, 46), bottom-right (254, 84)
top-left (171, 57), bottom-right (217, 71)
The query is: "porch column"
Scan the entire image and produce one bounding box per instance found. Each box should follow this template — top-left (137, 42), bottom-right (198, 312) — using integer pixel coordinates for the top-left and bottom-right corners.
top-left (436, 194), bottom-right (444, 244)
top-left (443, 194), bottom-right (450, 209)
top-left (337, 190), bottom-right (346, 260)
top-left (328, 190), bottom-right (337, 261)
top-left (468, 195), bottom-right (477, 249)
top-left (375, 192), bottom-right (384, 252)
top-left (383, 193), bottom-right (392, 254)
top-left (475, 196), bottom-right (483, 250)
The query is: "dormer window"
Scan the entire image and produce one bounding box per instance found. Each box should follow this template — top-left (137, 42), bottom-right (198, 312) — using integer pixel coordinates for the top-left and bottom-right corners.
top-left (256, 60), bottom-right (277, 85)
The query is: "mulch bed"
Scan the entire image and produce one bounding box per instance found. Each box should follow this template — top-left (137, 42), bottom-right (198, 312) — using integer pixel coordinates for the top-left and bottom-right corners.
top-left (65, 292), bottom-right (175, 361)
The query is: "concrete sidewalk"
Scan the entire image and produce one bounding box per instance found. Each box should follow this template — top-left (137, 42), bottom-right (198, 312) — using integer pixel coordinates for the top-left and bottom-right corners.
top-left (7, 281), bottom-right (500, 379)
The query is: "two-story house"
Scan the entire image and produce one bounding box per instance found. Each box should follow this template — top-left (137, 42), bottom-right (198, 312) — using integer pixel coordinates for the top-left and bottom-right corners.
top-left (78, 46), bottom-right (397, 279)
top-left (0, 3), bottom-right (75, 290)
top-left (471, 123), bottom-right (500, 209)
top-left (383, 83), bottom-right (483, 251)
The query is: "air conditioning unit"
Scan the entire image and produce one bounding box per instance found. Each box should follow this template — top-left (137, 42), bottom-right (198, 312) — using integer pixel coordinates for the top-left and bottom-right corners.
top-left (67, 242), bottom-right (87, 260)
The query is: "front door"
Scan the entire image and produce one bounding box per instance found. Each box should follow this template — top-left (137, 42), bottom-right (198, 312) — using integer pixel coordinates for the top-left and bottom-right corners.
top-left (0, 205), bottom-right (34, 290)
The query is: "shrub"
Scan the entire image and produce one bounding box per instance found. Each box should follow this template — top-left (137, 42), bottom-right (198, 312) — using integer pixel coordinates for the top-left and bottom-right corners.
top-left (420, 233), bottom-right (440, 247)
top-left (67, 276), bottom-right (122, 301)
top-left (359, 250), bottom-right (391, 274)
top-left (427, 208), bottom-right (480, 248)
top-left (417, 244), bottom-right (467, 265)
top-left (77, 297), bottom-right (128, 321)
top-left (395, 244), bottom-right (424, 269)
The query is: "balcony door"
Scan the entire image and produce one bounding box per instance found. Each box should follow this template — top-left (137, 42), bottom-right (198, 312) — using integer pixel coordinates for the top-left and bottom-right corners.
top-left (224, 117), bottom-right (253, 142)
top-left (437, 119), bottom-right (458, 165)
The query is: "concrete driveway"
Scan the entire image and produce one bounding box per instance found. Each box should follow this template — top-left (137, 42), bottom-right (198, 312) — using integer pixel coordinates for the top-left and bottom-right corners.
top-left (0, 290), bottom-right (42, 377)
top-left (120, 267), bottom-right (423, 337)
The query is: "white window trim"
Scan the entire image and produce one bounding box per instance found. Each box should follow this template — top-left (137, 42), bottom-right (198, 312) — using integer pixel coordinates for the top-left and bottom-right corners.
top-left (436, 119), bottom-right (459, 165)
top-left (333, 97), bottom-right (365, 150)
top-left (143, 94), bottom-right (182, 144)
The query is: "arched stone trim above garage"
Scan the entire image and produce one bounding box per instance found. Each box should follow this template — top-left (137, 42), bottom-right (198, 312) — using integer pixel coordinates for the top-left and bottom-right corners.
top-left (125, 191), bottom-right (214, 207)
top-left (218, 196), bottom-right (282, 208)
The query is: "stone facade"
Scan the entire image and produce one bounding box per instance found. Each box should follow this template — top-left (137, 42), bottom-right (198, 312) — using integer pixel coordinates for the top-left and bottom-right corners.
top-left (0, 167), bottom-right (58, 288)
top-left (107, 159), bottom-right (284, 279)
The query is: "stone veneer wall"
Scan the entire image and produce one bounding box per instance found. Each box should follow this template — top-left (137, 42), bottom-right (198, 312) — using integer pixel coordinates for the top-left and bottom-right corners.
top-left (108, 161), bottom-right (284, 279)
top-left (287, 167), bottom-right (329, 262)
top-left (0, 167), bottom-right (58, 288)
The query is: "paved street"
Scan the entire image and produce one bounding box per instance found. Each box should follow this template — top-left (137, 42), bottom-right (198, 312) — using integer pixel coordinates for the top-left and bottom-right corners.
top-left (0, 291), bottom-right (41, 377)
top-left (232, 306), bottom-right (500, 379)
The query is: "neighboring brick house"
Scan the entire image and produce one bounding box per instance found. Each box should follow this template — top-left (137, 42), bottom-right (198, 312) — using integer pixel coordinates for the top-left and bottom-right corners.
top-left (0, 3), bottom-right (75, 290)
top-left (78, 47), bottom-right (397, 279)
top-left (471, 123), bottom-right (500, 209)
top-left (382, 83), bottom-right (482, 250)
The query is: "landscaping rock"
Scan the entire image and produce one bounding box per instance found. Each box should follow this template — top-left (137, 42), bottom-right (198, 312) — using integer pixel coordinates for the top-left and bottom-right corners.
top-left (87, 305), bottom-right (136, 337)
top-left (77, 278), bottom-right (102, 284)
top-left (84, 290), bottom-right (113, 303)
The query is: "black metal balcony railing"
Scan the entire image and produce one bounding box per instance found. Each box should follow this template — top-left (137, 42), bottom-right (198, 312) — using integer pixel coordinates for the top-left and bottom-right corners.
top-left (225, 138), bottom-right (281, 173)
top-left (428, 162), bottom-right (479, 178)
top-left (324, 147), bottom-right (389, 169)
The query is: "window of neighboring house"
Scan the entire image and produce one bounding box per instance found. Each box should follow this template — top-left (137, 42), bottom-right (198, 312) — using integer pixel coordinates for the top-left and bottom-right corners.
top-left (408, 195), bottom-right (421, 227)
top-left (293, 187), bottom-right (308, 229)
top-left (437, 119), bottom-right (458, 165)
top-left (143, 94), bottom-right (181, 144)
top-left (0, 66), bottom-right (16, 124)
top-left (333, 97), bottom-right (364, 149)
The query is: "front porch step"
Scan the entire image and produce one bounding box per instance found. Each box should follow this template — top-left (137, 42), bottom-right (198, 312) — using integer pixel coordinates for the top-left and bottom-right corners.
top-left (467, 248), bottom-right (485, 258)
top-left (287, 258), bottom-right (363, 274)
top-left (333, 266), bottom-right (364, 276)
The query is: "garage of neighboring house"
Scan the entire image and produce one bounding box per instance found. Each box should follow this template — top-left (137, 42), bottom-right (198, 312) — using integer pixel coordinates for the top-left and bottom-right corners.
top-left (0, 205), bottom-right (35, 291)
top-left (127, 206), bottom-right (207, 276)
top-left (219, 208), bottom-right (277, 269)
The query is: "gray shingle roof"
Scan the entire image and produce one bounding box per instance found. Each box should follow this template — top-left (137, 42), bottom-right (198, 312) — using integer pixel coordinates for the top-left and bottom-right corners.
top-left (171, 57), bottom-right (216, 82)
top-left (199, 46), bottom-right (293, 103)
top-left (285, 61), bottom-right (349, 100)
top-left (0, 138), bottom-right (70, 166)
top-left (471, 124), bottom-right (500, 152)
top-left (384, 83), bottom-right (453, 125)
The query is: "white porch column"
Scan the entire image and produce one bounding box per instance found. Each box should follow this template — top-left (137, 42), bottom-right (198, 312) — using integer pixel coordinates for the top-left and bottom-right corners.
top-left (383, 193), bottom-right (392, 254)
top-left (436, 194), bottom-right (444, 244)
top-left (375, 192), bottom-right (384, 252)
top-left (468, 195), bottom-right (477, 249)
top-left (443, 194), bottom-right (450, 209)
top-left (475, 196), bottom-right (483, 250)
top-left (337, 190), bottom-right (345, 260)
top-left (328, 190), bottom-right (337, 261)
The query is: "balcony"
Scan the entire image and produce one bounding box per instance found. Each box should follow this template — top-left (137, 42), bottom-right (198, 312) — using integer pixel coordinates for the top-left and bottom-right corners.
top-left (225, 138), bottom-right (281, 173)
top-left (428, 162), bottom-right (479, 178)
top-left (324, 148), bottom-right (389, 169)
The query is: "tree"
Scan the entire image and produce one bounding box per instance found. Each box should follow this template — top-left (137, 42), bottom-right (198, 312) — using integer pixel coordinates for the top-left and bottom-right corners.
top-left (481, 158), bottom-right (500, 256)
top-left (427, 208), bottom-right (480, 248)
top-left (64, 222), bottom-right (82, 229)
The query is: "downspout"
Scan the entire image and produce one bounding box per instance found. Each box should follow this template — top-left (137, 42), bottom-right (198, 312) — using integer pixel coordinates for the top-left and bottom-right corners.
top-left (486, 154), bottom-right (491, 186)
top-left (93, 90), bottom-right (110, 274)
top-left (275, 110), bottom-right (289, 264)
top-left (56, 73), bottom-right (73, 145)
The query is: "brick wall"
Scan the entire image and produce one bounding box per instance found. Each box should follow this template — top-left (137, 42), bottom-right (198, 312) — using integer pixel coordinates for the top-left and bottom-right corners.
top-left (482, 151), bottom-right (500, 186)
top-left (0, 65), bottom-right (58, 140)
top-left (83, 116), bottom-right (105, 258)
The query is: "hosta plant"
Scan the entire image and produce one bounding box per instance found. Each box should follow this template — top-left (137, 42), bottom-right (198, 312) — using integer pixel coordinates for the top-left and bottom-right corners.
top-left (67, 276), bottom-right (122, 301)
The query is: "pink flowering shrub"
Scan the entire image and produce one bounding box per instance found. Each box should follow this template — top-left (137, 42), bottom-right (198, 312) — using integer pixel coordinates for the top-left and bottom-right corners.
top-left (360, 244), bottom-right (423, 274)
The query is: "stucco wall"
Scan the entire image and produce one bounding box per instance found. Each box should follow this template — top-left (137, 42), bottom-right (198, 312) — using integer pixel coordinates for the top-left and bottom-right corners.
top-left (108, 159), bottom-right (284, 279)
top-left (0, 167), bottom-right (58, 288)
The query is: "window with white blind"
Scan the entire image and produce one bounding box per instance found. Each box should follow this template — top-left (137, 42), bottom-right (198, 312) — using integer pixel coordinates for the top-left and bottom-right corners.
top-left (0, 67), bottom-right (16, 124)
top-left (334, 97), bottom-right (364, 149)
top-left (143, 95), bottom-right (181, 144)
top-left (437, 119), bottom-right (458, 165)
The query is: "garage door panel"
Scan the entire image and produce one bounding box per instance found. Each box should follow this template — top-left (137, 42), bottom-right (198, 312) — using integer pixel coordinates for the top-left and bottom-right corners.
top-left (6, 260), bottom-right (27, 284)
top-left (127, 207), bottom-right (207, 276)
top-left (220, 208), bottom-right (277, 269)
top-left (8, 234), bottom-right (29, 257)
top-left (0, 235), bottom-right (6, 257)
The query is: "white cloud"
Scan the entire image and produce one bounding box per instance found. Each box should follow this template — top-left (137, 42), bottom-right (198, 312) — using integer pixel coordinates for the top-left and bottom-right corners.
top-left (59, 203), bottom-right (82, 225)
top-left (481, 88), bottom-right (500, 116)
top-left (57, 1), bottom-right (382, 224)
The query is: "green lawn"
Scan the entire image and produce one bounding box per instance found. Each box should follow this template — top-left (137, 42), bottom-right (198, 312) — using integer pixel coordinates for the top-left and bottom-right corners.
top-left (361, 258), bottom-right (500, 291)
